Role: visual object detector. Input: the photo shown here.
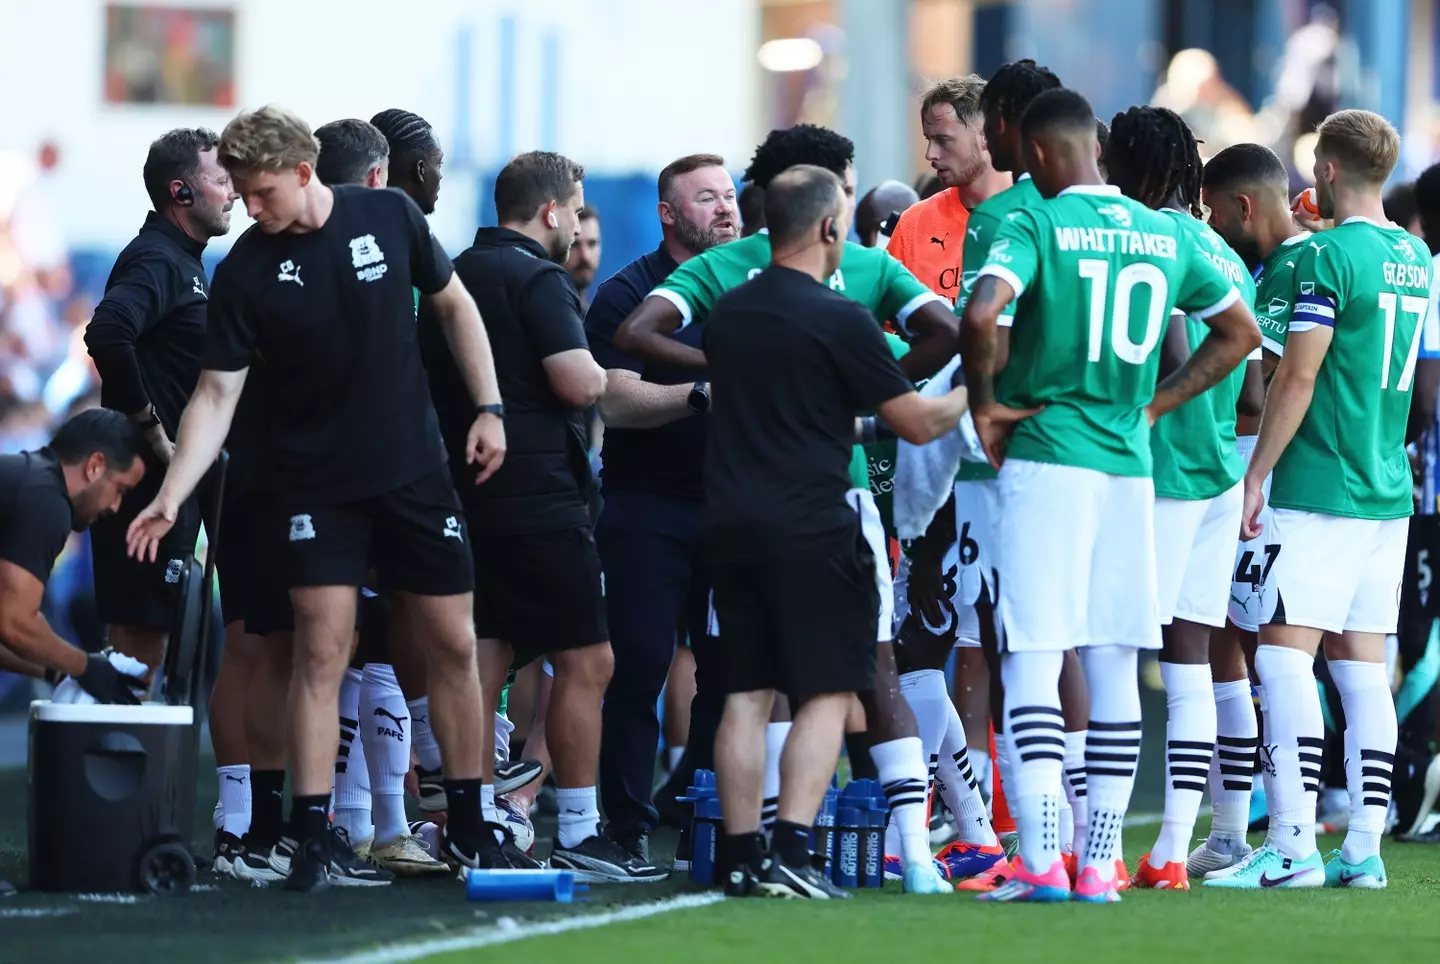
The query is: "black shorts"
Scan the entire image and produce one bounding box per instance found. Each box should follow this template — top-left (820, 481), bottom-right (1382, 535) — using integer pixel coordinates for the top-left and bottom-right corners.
top-left (709, 533), bottom-right (878, 699)
top-left (471, 523), bottom-right (608, 657)
top-left (217, 489), bottom-right (294, 636)
top-left (282, 468), bottom-right (474, 596)
top-left (90, 455), bottom-right (207, 631)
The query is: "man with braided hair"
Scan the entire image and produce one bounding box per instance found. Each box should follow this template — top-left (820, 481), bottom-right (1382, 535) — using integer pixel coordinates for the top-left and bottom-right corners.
top-left (1103, 105), bottom-right (1261, 890)
top-left (371, 109), bottom-right (444, 215)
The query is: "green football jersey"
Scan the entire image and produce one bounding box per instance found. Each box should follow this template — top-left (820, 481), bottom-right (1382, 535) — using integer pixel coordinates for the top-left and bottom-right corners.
top-left (1269, 218), bottom-right (1429, 520)
top-left (1150, 211), bottom-right (1256, 500)
top-left (954, 175), bottom-right (1043, 482)
top-left (856, 334), bottom-right (912, 528)
top-left (1252, 234), bottom-right (1309, 357)
top-left (653, 232), bottom-right (943, 332)
top-left (979, 184), bottom-right (1239, 477)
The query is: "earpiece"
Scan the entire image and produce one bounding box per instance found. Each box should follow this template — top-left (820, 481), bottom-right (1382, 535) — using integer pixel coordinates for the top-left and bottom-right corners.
top-left (173, 183), bottom-right (195, 206)
top-left (547, 211), bottom-right (558, 229)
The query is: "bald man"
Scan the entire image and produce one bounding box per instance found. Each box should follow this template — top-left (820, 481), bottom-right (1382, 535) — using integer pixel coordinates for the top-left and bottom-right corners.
top-left (857, 180), bottom-right (920, 248)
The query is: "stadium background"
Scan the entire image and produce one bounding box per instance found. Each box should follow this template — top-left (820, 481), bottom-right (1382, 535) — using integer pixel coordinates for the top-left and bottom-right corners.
top-left (0, 1), bottom-right (1437, 958)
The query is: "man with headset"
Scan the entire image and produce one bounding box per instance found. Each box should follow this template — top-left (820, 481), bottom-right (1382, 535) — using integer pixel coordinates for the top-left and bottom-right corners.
top-left (84, 128), bottom-right (238, 677)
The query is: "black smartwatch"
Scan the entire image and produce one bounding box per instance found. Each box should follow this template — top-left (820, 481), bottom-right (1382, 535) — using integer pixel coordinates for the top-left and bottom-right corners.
top-left (476, 403), bottom-right (505, 420)
top-left (687, 381), bottom-right (710, 415)
top-left (135, 409), bottom-right (161, 431)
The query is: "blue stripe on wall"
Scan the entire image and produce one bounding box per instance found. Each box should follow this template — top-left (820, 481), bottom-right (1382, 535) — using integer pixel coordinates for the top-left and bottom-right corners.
top-left (498, 14), bottom-right (517, 162)
top-left (454, 25), bottom-right (474, 167)
top-left (541, 28), bottom-right (559, 152)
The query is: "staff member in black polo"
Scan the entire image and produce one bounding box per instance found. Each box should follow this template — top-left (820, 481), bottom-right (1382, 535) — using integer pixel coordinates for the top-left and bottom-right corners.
top-left (0, 408), bottom-right (149, 699)
top-left (84, 127), bottom-right (238, 676)
top-left (127, 105), bottom-right (506, 891)
top-left (585, 152), bottom-right (738, 863)
top-left (706, 166), bottom-right (969, 898)
top-left (422, 150), bottom-right (661, 882)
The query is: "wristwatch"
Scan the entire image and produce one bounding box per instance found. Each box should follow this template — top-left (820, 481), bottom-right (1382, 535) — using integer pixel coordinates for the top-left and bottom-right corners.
top-left (476, 403), bottom-right (505, 419)
top-left (687, 381), bottom-right (710, 415)
top-left (134, 408), bottom-right (161, 430)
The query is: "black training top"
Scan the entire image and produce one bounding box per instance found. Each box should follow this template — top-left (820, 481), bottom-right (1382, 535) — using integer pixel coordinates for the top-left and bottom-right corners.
top-left (702, 265), bottom-right (912, 560)
top-left (203, 185), bottom-right (453, 504)
top-left (85, 212), bottom-right (211, 436)
top-left (586, 243), bottom-right (709, 502)
top-left (0, 449), bottom-right (74, 586)
top-left (421, 227), bottom-right (592, 534)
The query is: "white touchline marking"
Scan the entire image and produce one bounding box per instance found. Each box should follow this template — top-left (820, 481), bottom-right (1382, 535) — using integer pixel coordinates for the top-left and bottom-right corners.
top-left (1123, 812), bottom-right (1164, 827)
top-left (76, 893), bottom-right (149, 904)
top-left (0, 906), bottom-right (77, 918)
top-left (311, 892), bottom-right (726, 964)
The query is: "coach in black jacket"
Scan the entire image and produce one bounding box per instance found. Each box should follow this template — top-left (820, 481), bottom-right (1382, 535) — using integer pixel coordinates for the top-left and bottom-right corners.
top-left (83, 128), bottom-right (237, 674)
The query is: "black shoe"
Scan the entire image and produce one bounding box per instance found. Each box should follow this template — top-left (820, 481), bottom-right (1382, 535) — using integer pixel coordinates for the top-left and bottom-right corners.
top-left (495, 759), bottom-right (543, 796)
top-left (755, 855), bottom-right (851, 899)
top-left (283, 837), bottom-right (331, 892)
top-left (724, 863), bottom-right (761, 896)
top-left (328, 826), bottom-right (394, 887)
top-left (1392, 751), bottom-right (1440, 838)
top-left (674, 823), bottom-right (693, 871)
top-left (549, 834), bottom-right (668, 883)
top-left (440, 824), bottom-right (508, 872)
top-left (490, 822), bottom-right (543, 869)
top-left (0, 879), bottom-right (15, 897)
top-left (213, 830), bottom-right (245, 877)
top-left (232, 837), bottom-right (292, 885)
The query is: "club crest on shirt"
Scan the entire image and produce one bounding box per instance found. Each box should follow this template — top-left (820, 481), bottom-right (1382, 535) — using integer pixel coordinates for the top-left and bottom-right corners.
top-left (351, 234), bottom-right (388, 282)
top-left (164, 558), bottom-right (184, 584)
top-left (289, 513), bottom-right (316, 542)
top-left (1095, 204), bottom-right (1132, 228)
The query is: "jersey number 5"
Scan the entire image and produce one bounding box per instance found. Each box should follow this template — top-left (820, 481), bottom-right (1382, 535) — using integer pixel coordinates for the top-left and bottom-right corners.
top-left (1377, 293), bottom-right (1427, 392)
top-left (1079, 260), bottom-right (1170, 365)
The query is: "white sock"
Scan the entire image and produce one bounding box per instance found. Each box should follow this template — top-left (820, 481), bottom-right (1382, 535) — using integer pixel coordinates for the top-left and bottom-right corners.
top-left (1151, 661), bottom-right (1216, 867)
top-left (1328, 659), bottom-right (1396, 863)
top-left (969, 746), bottom-right (992, 801)
top-left (1000, 650), bottom-right (1066, 872)
top-left (896, 669), bottom-right (948, 855)
top-left (762, 722), bottom-right (791, 836)
top-left (407, 696), bottom-right (442, 771)
top-left (1063, 730), bottom-right (1088, 852)
top-left (334, 667), bottom-right (372, 842)
top-left (872, 736), bottom-right (931, 866)
top-left (494, 712), bottom-right (514, 762)
top-left (1210, 679), bottom-right (1258, 843)
top-left (1079, 645), bottom-right (1142, 882)
top-left (362, 663), bottom-right (410, 846)
top-left (1254, 645), bottom-right (1321, 860)
top-left (217, 764), bottom-right (251, 837)
top-left (482, 783), bottom-right (498, 825)
top-left (556, 786), bottom-right (600, 849)
top-left (1255, 683), bottom-right (1277, 824)
top-left (936, 705), bottom-right (999, 847)
top-left (667, 746), bottom-right (685, 771)
top-left (993, 732), bottom-right (1015, 821)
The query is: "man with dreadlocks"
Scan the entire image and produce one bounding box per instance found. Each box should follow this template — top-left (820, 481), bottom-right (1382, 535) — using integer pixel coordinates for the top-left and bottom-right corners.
top-left (1102, 105), bottom-right (1260, 890)
top-left (615, 123), bottom-right (972, 895)
top-left (370, 109), bottom-right (444, 215)
top-left (959, 88), bottom-right (1260, 903)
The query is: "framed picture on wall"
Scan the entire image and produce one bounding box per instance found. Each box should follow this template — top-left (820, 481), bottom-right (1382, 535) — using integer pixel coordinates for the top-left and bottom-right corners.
top-left (103, 5), bottom-right (235, 106)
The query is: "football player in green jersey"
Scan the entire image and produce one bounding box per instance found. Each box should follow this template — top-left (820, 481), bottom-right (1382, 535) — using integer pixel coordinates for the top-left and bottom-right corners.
top-left (615, 125), bottom-right (977, 893)
top-left (1190, 142), bottom-right (1309, 877)
top-left (1103, 106), bottom-right (1260, 890)
top-left (960, 88), bottom-right (1260, 903)
top-left (1217, 111), bottom-right (1420, 892)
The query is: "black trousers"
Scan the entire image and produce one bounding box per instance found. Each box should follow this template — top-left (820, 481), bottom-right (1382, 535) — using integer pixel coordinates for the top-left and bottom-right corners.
top-left (595, 489), bottom-right (720, 837)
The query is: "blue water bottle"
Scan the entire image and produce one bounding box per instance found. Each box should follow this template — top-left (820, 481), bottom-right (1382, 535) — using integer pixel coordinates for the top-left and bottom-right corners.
top-left (832, 805), bottom-right (861, 888)
top-left (690, 794), bottom-right (722, 886)
top-left (676, 769), bottom-right (717, 875)
top-left (813, 788), bottom-right (837, 876)
top-left (861, 800), bottom-right (887, 887)
top-left (466, 868), bottom-right (581, 902)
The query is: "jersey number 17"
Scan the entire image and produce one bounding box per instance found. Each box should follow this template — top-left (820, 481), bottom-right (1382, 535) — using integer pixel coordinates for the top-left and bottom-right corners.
top-left (1377, 292), bottom-right (1426, 392)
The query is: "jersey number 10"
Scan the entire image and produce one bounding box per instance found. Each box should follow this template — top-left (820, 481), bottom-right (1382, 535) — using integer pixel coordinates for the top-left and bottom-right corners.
top-left (1377, 292), bottom-right (1426, 392)
top-left (1078, 260), bottom-right (1169, 365)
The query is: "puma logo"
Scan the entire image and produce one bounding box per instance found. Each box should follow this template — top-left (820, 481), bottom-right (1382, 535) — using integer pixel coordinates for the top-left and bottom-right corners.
top-left (224, 774), bottom-right (247, 784)
top-left (374, 706), bottom-right (408, 740)
top-left (930, 234), bottom-right (948, 249)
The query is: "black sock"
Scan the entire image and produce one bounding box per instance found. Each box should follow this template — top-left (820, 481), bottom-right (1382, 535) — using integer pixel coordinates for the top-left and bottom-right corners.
top-left (445, 778), bottom-right (483, 843)
top-left (846, 732), bottom-right (878, 780)
top-left (772, 820), bottom-right (812, 867)
top-left (250, 770), bottom-right (286, 846)
top-left (289, 794), bottom-right (330, 845)
top-left (726, 831), bottom-right (765, 873)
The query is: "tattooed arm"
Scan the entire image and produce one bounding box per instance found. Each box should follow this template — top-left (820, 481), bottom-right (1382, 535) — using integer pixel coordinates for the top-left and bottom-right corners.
top-left (1148, 297), bottom-right (1260, 423)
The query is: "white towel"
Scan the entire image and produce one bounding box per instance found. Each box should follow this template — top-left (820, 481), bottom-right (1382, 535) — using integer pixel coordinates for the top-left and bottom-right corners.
top-left (893, 355), bottom-right (988, 541)
top-left (51, 652), bottom-right (151, 705)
